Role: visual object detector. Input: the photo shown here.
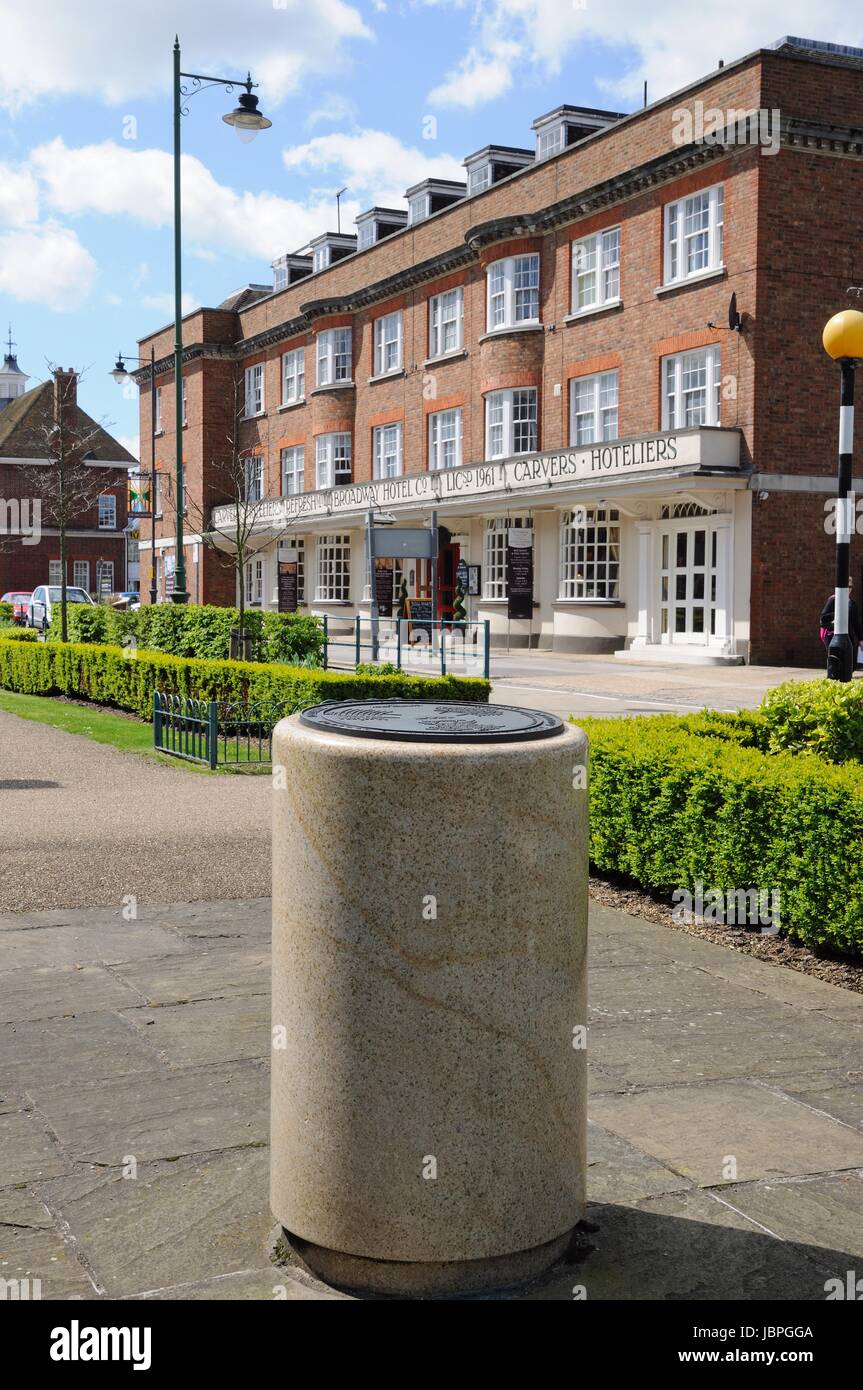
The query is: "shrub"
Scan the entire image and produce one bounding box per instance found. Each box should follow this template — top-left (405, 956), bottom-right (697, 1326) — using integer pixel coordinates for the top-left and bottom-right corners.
top-left (0, 602), bottom-right (13, 625)
top-left (759, 678), bottom-right (863, 764)
top-left (0, 628), bottom-right (38, 642)
top-left (51, 602), bottom-right (325, 666)
top-left (0, 636), bottom-right (490, 723)
top-left (580, 713), bottom-right (863, 956)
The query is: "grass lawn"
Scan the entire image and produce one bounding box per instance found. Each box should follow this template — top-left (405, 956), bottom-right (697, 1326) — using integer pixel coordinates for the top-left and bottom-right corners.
top-left (0, 689), bottom-right (182, 765)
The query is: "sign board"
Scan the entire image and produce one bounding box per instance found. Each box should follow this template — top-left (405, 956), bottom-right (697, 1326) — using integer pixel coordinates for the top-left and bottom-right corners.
top-left (371, 527), bottom-right (436, 561)
top-left (405, 596), bottom-right (434, 642)
top-left (456, 558), bottom-right (468, 590)
top-left (374, 558), bottom-right (394, 618)
top-left (278, 559), bottom-right (299, 613)
top-left (506, 529), bottom-right (533, 621)
top-left (97, 563), bottom-right (113, 601)
top-left (467, 564), bottom-right (481, 597)
top-left (164, 553), bottom-right (175, 596)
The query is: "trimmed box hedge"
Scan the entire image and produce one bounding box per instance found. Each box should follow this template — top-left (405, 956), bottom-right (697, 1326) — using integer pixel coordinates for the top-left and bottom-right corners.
top-left (0, 636), bottom-right (490, 722)
top-left (581, 712), bottom-right (863, 956)
top-left (50, 602), bottom-right (325, 666)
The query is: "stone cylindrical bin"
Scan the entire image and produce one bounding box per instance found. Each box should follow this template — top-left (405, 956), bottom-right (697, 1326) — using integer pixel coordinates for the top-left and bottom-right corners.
top-left (271, 699), bottom-right (588, 1296)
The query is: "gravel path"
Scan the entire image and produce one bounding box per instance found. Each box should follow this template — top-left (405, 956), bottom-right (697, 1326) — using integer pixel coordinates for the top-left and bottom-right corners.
top-left (0, 710), bottom-right (270, 911)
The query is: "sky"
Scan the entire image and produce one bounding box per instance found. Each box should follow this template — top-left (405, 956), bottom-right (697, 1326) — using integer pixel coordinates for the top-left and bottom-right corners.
top-left (1, 0), bottom-right (861, 460)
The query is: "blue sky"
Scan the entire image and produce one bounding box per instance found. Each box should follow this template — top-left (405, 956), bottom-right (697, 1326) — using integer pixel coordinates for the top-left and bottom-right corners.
top-left (1, 0), bottom-right (860, 457)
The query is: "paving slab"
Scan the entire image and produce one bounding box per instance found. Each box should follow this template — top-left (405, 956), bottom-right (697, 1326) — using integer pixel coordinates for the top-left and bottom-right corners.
top-left (716, 1173), bottom-right (863, 1260)
top-left (29, 1061), bottom-right (267, 1165)
top-left (0, 1109), bottom-right (72, 1184)
top-left (120, 995), bottom-right (270, 1067)
top-left (586, 1121), bottom-right (692, 1203)
top-left (776, 1072), bottom-right (863, 1131)
top-left (590, 1079), bottom-right (863, 1186)
top-left (34, 1148), bottom-right (273, 1298)
top-left (3, 1012), bottom-right (162, 1089)
top-left (0, 920), bottom-right (192, 970)
top-left (0, 963), bottom-right (143, 1022)
top-left (150, 898), bottom-right (271, 943)
top-left (0, 1188), bottom-right (96, 1300)
top-left (588, 962), bottom-right (770, 1022)
top-left (531, 1189), bottom-right (841, 1301)
top-left (111, 947), bottom-right (268, 1007)
top-left (129, 1267), bottom-right (350, 1301)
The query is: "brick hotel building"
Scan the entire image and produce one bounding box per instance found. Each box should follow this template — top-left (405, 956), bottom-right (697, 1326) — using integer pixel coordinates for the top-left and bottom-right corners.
top-left (136, 35), bottom-right (863, 665)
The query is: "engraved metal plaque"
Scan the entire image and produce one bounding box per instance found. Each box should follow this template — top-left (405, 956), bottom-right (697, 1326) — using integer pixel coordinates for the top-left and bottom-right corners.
top-left (299, 700), bottom-right (564, 743)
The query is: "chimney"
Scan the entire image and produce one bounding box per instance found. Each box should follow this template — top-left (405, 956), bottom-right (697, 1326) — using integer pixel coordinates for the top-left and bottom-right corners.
top-left (53, 367), bottom-right (78, 430)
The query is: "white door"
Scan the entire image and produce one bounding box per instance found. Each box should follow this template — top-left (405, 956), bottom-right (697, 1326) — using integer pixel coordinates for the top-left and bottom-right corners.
top-left (659, 523), bottom-right (719, 646)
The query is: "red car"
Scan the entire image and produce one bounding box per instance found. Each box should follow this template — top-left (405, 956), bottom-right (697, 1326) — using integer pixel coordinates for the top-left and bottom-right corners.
top-left (1, 591), bottom-right (32, 625)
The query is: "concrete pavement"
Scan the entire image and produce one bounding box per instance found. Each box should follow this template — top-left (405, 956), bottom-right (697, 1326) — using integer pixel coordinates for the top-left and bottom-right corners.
top-left (1, 896), bottom-right (861, 1300)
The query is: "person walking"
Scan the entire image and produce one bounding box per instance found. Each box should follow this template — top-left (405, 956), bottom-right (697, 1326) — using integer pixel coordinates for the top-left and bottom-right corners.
top-left (820, 575), bottom-right (863, 661)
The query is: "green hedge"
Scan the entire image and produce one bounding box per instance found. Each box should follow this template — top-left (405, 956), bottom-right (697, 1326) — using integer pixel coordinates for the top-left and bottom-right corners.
top-left (49, 602), bottom-right (325, 666)
top-left (0, 637), bottom-right (490, 722)
top-left (581, 713), bottom-right (863, 956)
top-left (0, 602), bottom-right (13, 625)
top-left (0, 628), bottom-right (38, 642)
top-left (759, 678), bottom-right (863, 764)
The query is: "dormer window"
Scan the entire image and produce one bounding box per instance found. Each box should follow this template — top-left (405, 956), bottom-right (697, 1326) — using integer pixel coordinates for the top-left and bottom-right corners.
top-left (309, 233), bottom-right (357, 274)
top-left (355, 207), bottom-right (409, 250)
top-left (531, 105), bottom-right (626, 161)
top-left (271, 252), bottom-right (313, 289)
top-left (464, 145), bottom-right (534, 197)
top-left (405, 179), bottom-right (466, 226)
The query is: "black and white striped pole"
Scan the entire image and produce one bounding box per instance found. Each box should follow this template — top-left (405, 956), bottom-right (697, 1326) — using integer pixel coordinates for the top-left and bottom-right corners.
top-left (823, 311), bottom-right (863, 681)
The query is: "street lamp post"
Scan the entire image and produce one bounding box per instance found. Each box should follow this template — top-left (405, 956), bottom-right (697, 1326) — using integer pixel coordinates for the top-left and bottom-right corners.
top-left (112, 348), bottom-right (158, 606)
top-left (170, 35), bottom-right (272, 605)
top-left (822, 310), bottom-right (863, 680)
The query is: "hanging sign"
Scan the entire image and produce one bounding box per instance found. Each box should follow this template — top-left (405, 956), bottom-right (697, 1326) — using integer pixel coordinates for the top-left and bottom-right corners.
top-left (375, 558), bottom-right (394, 618)
top-left (278, 546), bottom-right (299, 613)
top-left (506, 529), bottom-right (533, 621)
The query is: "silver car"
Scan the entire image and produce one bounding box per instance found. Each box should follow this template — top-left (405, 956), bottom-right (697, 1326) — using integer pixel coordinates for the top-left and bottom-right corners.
top-left (27, 585), bottom-right (96, 630)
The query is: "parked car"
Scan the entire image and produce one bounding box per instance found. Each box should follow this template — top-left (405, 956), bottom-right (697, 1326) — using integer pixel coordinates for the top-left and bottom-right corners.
top-left (27, 585), bottom-right (96, 630)
top-left (1, 591), bottom-right (32, 625)
top-left (108, 591), bottom-right (141, 610)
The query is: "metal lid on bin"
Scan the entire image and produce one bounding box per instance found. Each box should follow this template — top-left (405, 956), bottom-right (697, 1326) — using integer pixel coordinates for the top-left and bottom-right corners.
top-left (299, 699), bottom-right (564, 743)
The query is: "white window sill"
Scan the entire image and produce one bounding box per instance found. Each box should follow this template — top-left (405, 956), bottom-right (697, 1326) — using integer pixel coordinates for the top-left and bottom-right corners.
top-left (554, 598), bottom-right (625, 607)
top-left (655, 266), bottom-right (726, 295)
top-left (243, 410), bottom-right (266, 420)
top-left (373, 472), bottom-right (404, 482)
top-left (368, 369), bottom-right (405, 385)
top-left (479, 324), bottom-right (543, 343)
top-left (564, 300), bottom-right (622, 324)
top-left (278, 399), bottom-right (305, 412)
top-left (424, 348), bottom-right (468, 367)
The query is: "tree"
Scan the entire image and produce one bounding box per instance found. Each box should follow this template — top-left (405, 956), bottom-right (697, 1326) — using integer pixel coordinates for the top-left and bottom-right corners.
top-left (170, 368), bottom-right (296, 651)
top-left (14, 365), bottom-right (117, 642)
top-left (452, 575), bottom-right (466, 624)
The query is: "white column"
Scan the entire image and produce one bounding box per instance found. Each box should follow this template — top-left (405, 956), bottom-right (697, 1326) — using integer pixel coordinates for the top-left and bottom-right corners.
top-left (630, 522), bottom-right (655, 648)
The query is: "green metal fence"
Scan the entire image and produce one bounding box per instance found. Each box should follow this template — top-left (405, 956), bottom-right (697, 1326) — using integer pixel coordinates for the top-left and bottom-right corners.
top-left (321, 615), bottom-right (490, 678)
top-left (153, 692), bottom-right (284, 769)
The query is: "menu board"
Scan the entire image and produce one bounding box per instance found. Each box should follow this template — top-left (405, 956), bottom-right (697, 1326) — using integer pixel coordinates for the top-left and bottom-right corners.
top-left (375, 558), bottom-right (394, 618)
top-left (278, 562), bottom-right (298, 613)
top-left (405, 597), bottom-right (434, 642)
top-left (506, 529), bottom-right (533, 621)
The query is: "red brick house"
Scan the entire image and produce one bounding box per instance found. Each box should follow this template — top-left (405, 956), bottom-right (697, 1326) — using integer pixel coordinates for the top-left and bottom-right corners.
top-left (137, 35), bottom-right (863, 665)
top-left (0, 361), bottom-right (134, 598)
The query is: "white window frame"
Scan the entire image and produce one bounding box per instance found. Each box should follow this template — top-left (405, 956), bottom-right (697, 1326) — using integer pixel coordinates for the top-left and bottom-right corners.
top-left (316, 327), bottom-right (352, 387)
top-left (98, 494), bottom-right (117, 529)
top-left (244, 363), bottom-right (264, 417)
top-left (373, 422), bottom-right (403, 479)
top-left (73, 560), bottom-right (90, 592)
top-left (48, 559), bottom-right (63, 586)
top-left (316, 433), bottom-right (352, 489)
top-left (281, 445), bottom-right (304, 496)
top-left (313, 245), bottom-right (329, 273)
top-left (571, 226), bottom-right (620, 313)
top-left (316, 534), bottom-right (351, 601)
top-left (429, 287), bottom-right (464, 358)
top-left (468, 163), bottom-right (491, 195)
top-left (154, 387), bottom-right (162, 434)
top-left (408, 193), bottom-right (428, 225)
top-left (373, 311), bottom-right (403, 376)
top-left (245, 555), bottom-right (265, 607)
top-left (537, 124), bottom-right (563, 160)
top-left (281, 347), bottom-right (305, 405)
top-left (663, 184), bottom-right (724, 285)
top-left (485, 387), bottom-right (538, 460)
top-left (569, 371), bottom-right (619, 445)
top-left (428, 407), bottom-right (463, 471)
top-left (483, 516), bottom-right (533, 599)
top-left (662, 347), bottom-right (722, 429)
top-left (486, 254), bottom-right (540, 331)
top-left (560, 507), bottom-right (621, 600)
top-left (244, 454), bottom-right (264, 502)
top-left (182, 378), bottom-right (187, 427)
top-left (96, 560), bottom-right (114, 595)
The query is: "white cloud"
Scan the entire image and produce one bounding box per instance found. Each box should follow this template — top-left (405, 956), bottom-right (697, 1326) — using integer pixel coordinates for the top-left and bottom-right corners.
top-left (306, 93), bottom-right (358, 129)
top-left (423, 0), bottom-right (863, 108)
top-left (282, 128), bottom-right (464, 208)
top-left (0, 164), bottom-right (41, 226)
top-left (0, 221), bottom-right (96, 311)
top-left (0, 0), bottom-right (373, 111)
top-left (29, 138), bottom-right (359, 263)
top-left (141, 292), bottom-right (199, 317)
top-left (116, 434), bottom-right (140, 462)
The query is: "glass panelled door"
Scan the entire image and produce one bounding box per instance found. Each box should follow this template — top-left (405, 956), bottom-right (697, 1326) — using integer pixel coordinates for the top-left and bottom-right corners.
top-left (659, 524), bottom-right (718, 645)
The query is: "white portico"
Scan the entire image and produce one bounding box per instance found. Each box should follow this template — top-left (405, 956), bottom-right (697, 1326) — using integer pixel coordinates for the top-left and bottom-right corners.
top-left (211, 425), bottom-right (750, 663)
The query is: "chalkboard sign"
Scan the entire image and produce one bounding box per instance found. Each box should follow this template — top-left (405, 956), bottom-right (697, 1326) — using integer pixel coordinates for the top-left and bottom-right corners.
top-left (375, 558), bottom-right (394, 618)
top-left (456, 558), bottom-right (468, 590)
top-left (506, 531), bottom-right (533, 621)
top-left (405, 596), bottom-right (434, 642)
top-left (278, 561), bottom-right (298, 613)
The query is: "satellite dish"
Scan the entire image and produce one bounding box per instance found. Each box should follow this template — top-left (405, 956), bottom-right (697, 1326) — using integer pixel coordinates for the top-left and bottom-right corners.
top-left (729, 292), bottom-right (741, 332)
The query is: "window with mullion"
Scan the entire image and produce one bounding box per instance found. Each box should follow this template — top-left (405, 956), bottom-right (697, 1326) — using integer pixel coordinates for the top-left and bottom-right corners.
top-left (244, 363), bottom-right (264, 417)
top-left (485, 254), bottom-right (540, 331)
top-left (662, 347), bottom-right (721, 428)
top-left (281, 445), bottom-right (304, 496)
top-left (569, 371), bottom-right (619, 445)
top-left (428, 407), bottom-right (462, 470)
top-left (664, 184), bottom-right (724, 284)
top-left (560, 507), bottom-right (621, 600)
top-left (483, 515), bottom-right (533, 599)
top-left (244, 454), bottom-right (264, 502)
top-left (316, 534), bottom-right (351, 601)
top-left (315, 432), bottom-right (352, 489)
top-left (485, 387), bottom-right (537, 459)
top-left (373, 312), bottom-right (402, 376)
top-left (373, 422), bottom-right (403, 479)
top-left (317, 328), bottom-right (352, 387)
top-left (282, 347), bottom-right (305, 404)
top-left (571, 227), bottom-right (620, 312)
top-left (429, 287), bottom-right (464, 357)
